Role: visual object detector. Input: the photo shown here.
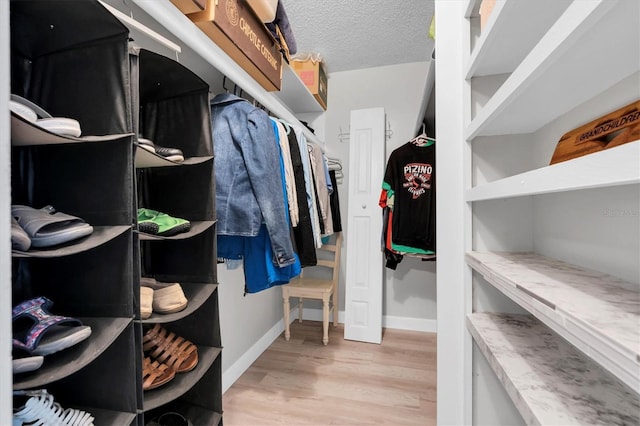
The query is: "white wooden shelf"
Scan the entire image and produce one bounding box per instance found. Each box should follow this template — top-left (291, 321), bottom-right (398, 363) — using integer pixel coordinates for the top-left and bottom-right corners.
top-left (466, 251), bottom-right (640, 394)
top-left (464, 0), bottom-right (480, 19)
top-left (466, 0), bottom-right (572, 78)
top-left (437, 0), bottom-right (640, 423)
top-left (465, 0), bottom-right (639, 139)
top-left (466, 141), bottom-right (640, 201)
top-left (467, 312), bottom-right (640, 425)
top-left (273, 63), bottom-right (324, 114)
top-left (131, 0), bottom-right (325, 151)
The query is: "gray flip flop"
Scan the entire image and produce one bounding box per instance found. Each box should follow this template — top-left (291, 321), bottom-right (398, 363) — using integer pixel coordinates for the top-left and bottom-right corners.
top-left (12, 355), bottom-right (44, 374)
top-left (11, 217), bottom-right (31, 251)
top-left (12, 205), bottom-right (94, 248)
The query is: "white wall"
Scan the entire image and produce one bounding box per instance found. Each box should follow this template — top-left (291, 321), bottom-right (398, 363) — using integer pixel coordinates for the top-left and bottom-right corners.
top-left (321, 61), bottom-right (437, 324)
top-left (217, 267), bottom-right (287, 391)
top-left (531, 72), bottom-right (640, 285)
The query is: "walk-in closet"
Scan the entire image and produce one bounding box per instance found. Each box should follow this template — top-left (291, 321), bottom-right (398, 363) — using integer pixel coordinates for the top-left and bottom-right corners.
top-left (2, 1), bottom-right (638, 425)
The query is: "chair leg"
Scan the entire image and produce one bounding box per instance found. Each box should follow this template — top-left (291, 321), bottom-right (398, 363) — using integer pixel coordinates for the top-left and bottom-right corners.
top-left (322, 298), bottom-right (329, 345)
top-left (332, 287), bottom-right (338, 327)
top-left (283, 295), bottom-right (290, 341)
top-left (298, 298), bottom-right (303, 323)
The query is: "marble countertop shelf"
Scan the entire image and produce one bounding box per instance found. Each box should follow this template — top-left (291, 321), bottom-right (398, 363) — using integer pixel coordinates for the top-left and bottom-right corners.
top-left (466, 251), bottom-right (640, 394)
top-left (468, 313), bottom-right (640, 426)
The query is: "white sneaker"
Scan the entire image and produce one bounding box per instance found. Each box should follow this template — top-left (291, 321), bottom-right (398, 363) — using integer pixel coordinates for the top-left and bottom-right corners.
top-left (13, 389), bottom-right (95, 426)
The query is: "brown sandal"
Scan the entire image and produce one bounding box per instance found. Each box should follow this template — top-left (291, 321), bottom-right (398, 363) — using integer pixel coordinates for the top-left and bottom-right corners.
top-left (142, 356), bottom-right (175, 391)
top-left (143, 324), bottom-right (198, 373)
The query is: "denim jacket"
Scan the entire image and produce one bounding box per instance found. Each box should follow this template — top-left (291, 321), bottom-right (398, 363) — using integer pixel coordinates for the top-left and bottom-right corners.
top-left (211, 93), bottom-right (295, 267)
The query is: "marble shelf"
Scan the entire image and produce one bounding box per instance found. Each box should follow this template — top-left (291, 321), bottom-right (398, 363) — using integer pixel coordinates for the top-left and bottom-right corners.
top-left (466, 251), bottom-right (640, 394)
top-left (467, 313), bottom-right (640, 425)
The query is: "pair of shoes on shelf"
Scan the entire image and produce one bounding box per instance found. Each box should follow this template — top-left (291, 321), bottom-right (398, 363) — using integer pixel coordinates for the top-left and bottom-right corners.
top-left (142, 324), bottom-right (198, 391)
top-left (11, 205), bottom-right (93, 251)
top-left (13, 389), bottom-right (95, 426)
top-left (138, 138), bottom-right (184, 162)
top-left (146, 411), bottom-right (193, 426)
top-left (10, 94), bottom-right (82, 137)
top-left (12, 297), bottom-right (92, 374)
top-left (138, 208), bottom-right (190, 237)
top-left (140, 277), bottom-right (188, 319)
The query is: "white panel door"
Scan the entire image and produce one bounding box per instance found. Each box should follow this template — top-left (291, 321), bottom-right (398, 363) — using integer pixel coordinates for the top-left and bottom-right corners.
top-left (344, 107), bottom-right (385, 344)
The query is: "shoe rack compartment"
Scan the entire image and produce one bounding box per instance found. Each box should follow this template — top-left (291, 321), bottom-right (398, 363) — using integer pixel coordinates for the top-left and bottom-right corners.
top-left (135, 48), bottom-right (213, 159)
top-left (141, 226), bottom-right (217, 284)
top-left (9, 1), bottom-right (222, 423)
top-left (141, 292), bottom-right (222, 412)
top-left (11, 136), bottom-right (134, 226)
top-left (45, 324), bottom-right (139, 425)
top-left (13, 233), bottom-right (135, 318)
top-left (142, 284), bottom-right (217, 324)
top-left (10, 0), bottom-right (138, 422)
top-left (145, 356), bottom-right (224, 425)
top-left (10, 0), bottom-right (132, 137)
top-left (135, 48), bottom-right (215, 226)
top-left (137, 161), bottom-right (215, 221)
top-left (14, 325), bottom-right (140, 424)
top-left (133, 42), bottom-right (221, 422)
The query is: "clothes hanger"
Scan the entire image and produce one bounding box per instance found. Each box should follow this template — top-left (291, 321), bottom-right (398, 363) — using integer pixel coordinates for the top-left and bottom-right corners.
top-left (275, 118), bottom-right (292, 135)
top-left (410, 123), bottom-right (435, 147)
top-left (275, 117), bottom-right (295, 134)
top-left (222, 75), bottom-right (231, 94)
top-left (327, 157), bottom-right (342, 171)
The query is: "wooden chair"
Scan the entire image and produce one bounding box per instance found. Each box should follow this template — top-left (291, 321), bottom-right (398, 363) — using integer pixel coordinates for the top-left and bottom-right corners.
top-left (282, 232), bottom-right (342, 345)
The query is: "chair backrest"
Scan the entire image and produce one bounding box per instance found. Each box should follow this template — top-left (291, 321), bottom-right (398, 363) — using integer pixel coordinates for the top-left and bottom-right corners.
top-left (301, 232), bottom-right (342, 284)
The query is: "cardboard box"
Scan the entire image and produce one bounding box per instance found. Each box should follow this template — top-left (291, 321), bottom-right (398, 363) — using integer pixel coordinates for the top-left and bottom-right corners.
top-left (246, 0), bottom-right (277, 23)
top-left (291, 59), bottom-right (328, 110)
top-left (170, 0), bottom-right (282, 92)
top-left (171, 0), bottom-right (207, 14)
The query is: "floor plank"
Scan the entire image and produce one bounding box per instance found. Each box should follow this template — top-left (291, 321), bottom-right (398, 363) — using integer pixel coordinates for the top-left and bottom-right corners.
top-left (223, 321), bottom-right (437, 425)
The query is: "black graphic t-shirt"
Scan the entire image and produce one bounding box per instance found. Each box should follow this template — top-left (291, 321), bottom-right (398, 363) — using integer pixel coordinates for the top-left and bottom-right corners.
top-left (380, 142), bottom-right (435, 253)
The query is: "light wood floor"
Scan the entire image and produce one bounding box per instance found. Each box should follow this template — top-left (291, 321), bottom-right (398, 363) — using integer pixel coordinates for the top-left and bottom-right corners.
top-left (223, 321), bottom-right (437, 425)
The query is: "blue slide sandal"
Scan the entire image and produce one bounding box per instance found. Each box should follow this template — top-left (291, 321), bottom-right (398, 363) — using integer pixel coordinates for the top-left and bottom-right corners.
top-left (12, 296), bottom-right (92, 356)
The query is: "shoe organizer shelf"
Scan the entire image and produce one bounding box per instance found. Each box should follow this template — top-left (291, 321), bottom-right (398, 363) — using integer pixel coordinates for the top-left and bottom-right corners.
top-left (437, 0), bottom-right (640, 423)
top-left (10, 1), bottom-right (138, 424)
top-left (134, 42), bottom-right (221, 423)
top-left (9, 1), bottom-right (221, 425)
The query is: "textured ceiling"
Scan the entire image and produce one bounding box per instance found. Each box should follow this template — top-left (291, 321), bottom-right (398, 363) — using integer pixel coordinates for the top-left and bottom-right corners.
top-left (283, 0), bottom-right (435, 73)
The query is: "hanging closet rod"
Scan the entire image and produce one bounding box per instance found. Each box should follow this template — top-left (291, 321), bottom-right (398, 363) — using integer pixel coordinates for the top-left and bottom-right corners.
top-left (338, 126), bottom-right (393, 142)
top-left (99, 1), bottom-right (182, 54)
top-left (222, 76), bottom-right (272, 114)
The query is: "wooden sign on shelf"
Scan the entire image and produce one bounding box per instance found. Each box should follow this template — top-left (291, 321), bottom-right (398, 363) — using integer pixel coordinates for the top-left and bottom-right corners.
top-left (550, 100), bottom-right (640, 165)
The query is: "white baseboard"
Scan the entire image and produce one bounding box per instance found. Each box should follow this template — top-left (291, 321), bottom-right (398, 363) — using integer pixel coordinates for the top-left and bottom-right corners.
top-left (299, 308), bottom-right (437, 333)
top-left (382, 314), bottom-right (437, 333)
top-left (222, 308), bottom-right (437, 393)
